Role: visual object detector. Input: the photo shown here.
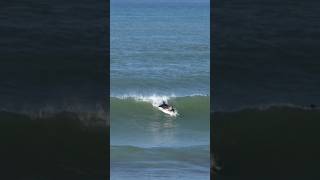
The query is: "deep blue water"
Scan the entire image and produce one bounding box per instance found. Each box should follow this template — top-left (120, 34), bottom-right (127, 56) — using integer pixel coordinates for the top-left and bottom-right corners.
top-left (0, 0), bottom-right (108, 179)
top-left (0, 0), bottom-right (107, 112)
top-left (212, 0), bottom-right (320, 179)
top-left (213, 0), bottom-right (320, 111)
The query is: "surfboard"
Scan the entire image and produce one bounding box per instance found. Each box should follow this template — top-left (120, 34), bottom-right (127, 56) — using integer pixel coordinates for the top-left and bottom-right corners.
top-left (157, 107), bottom-right (178, 116)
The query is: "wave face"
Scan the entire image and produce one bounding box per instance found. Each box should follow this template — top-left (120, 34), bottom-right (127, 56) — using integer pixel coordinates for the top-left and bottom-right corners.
top-left (111, 95), bottom-right (210, 147)
top-left (111, 95), bottom-right (210, 179)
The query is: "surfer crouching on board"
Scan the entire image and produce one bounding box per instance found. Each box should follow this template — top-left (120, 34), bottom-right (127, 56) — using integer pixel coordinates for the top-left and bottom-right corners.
top-left (159, 101), bottom-right (175, 112)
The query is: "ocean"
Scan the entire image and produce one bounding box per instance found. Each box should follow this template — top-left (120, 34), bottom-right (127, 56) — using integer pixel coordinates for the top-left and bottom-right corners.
top-left (212, 0), bottom-right (320, 111)
top-left (212, 0), bottom-right (320, 179)
top-left (0, 0), bottom-right (108, 112)
top-left (111, 0), bottom-right (210, 179)
top-left (0, 0), bottom-right (108, 179)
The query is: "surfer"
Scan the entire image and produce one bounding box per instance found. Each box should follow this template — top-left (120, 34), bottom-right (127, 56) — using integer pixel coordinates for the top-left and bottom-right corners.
top-left (159, 101), bottom-right (175, 112)
top-left (159, 101), bottom-right (169, 108)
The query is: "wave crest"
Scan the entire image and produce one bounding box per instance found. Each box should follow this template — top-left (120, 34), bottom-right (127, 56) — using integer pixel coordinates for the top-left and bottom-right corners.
top-left (112, 94), bottom-right (209, 107)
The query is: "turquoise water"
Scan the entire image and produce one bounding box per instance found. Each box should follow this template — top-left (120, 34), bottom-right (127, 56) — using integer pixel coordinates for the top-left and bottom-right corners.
top-left (111, 0), bottom-right (210, 179)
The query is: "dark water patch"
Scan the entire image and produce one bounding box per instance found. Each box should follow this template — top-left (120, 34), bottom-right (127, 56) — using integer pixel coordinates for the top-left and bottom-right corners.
top-left (0, 0), bottom-right (108, 108)
top-left (0, 111), bottom-right (108, 180)
top-left (212, 106), bottom-right (320, 179)
top-left (212, 0), bottom-right (320, 110)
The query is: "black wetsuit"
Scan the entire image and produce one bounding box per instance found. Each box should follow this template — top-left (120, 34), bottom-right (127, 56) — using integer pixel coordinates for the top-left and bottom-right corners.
top-left (159, 101), bottom-right (176, 112)
top-left (159, 101), bottom-right (171, 109)
top-left (159, 103), bottom-right (169, 109)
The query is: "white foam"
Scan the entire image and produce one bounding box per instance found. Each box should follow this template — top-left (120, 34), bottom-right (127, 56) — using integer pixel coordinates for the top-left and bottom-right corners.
top-left (114, 94), bottom-right (176, 107)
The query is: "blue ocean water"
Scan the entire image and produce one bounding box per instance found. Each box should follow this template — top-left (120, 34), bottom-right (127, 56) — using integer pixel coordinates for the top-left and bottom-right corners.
top-left (111, 0), bottom-right (210, 179)
top-left (111, 0), bottom-right (210, 97)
